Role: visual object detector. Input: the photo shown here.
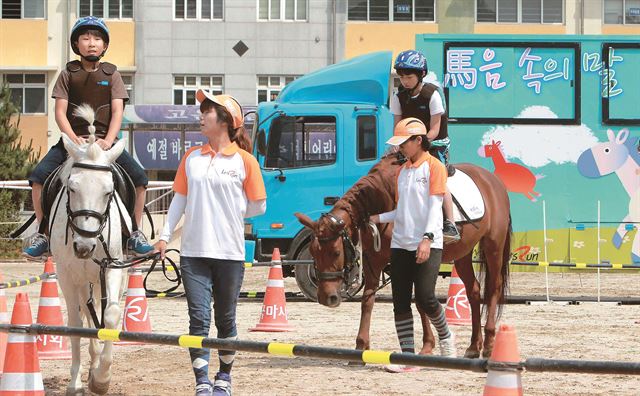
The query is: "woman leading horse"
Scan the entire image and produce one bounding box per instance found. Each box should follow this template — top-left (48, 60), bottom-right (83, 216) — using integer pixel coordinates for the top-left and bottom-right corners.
top-left (296, 149), bottom-right (511, 359)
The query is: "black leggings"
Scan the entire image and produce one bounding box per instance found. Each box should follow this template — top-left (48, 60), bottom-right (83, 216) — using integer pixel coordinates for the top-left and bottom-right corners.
top-left (390, 248), bottom-right (443, 316)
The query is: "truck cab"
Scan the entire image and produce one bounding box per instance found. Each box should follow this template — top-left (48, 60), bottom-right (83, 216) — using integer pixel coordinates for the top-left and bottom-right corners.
top-left (246, 51), bottom-right (395, 298)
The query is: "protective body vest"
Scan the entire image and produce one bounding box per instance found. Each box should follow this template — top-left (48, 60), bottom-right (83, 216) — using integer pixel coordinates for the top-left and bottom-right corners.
top-left (66, 60), bottom-right (117, 138)
top-left (397, 83), bottom-right (448, 141)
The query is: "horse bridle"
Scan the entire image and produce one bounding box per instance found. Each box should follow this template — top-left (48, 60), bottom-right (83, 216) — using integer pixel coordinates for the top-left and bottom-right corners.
top-left (314, 212), bottom-right (359, 282)
top-left (65, 162), bottom-right (116, 246)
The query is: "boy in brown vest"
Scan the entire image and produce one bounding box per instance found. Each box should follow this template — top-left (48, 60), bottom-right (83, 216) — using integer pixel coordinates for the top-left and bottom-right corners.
top-left (24, 16), bottom-right (153, 258)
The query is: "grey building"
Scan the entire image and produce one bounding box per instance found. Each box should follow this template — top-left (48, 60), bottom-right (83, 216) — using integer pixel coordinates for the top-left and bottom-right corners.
top-left (134, 0), bottom-right (345, 107)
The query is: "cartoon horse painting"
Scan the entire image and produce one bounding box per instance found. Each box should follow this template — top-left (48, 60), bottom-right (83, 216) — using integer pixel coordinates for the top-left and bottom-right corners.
top-left (478, 140), bottom-right (544, 201)
top-left (577, 129), bottom-right (640, 263)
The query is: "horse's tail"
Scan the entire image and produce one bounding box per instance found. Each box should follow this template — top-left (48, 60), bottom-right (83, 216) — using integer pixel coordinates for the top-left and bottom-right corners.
top-left (496, 214), bottom-right (512, 320)
top-left (479, 214), bottom-right (512, 321)
top-left (72, 103), bottom-right (97, 141)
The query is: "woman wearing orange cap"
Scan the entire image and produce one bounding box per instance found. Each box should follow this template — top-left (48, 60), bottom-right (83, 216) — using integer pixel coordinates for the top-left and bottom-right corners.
top-left (370, 118), bottom-right (456, 370)
top-left (154, 90), bottom-right (266, 396)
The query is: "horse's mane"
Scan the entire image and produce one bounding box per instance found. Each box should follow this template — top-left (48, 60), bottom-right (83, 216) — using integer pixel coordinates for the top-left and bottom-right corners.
top-left (334, 151), bottom-right (403, 227)
top-left (60, 102), bottom-right (103, 185)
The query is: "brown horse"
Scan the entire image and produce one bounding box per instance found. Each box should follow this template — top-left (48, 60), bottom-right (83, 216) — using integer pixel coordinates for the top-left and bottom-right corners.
top-left (295, 153), bottom-right (512, 358)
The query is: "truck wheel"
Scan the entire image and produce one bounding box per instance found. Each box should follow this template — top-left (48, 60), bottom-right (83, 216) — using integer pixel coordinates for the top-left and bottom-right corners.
top-left (294, 242), bottom-right (319, 301)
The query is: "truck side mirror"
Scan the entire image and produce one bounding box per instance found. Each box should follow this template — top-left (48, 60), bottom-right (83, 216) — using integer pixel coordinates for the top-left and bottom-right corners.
top-left (257, 129), bottom-right (267, 156)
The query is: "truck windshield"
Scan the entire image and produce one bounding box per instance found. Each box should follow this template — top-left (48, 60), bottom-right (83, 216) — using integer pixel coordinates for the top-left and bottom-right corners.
top-left (265, 115), bottom-right (336, 169)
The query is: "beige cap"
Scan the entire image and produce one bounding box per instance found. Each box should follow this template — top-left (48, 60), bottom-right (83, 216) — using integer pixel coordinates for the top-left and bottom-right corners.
top-left (386, 117), bottom-right (427, 146)
top-left (196, 89), bottom-right (244, 129)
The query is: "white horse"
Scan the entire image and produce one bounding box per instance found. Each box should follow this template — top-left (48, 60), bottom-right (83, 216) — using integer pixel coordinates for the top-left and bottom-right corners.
top-left (49, 105), bottom-right (129, 395)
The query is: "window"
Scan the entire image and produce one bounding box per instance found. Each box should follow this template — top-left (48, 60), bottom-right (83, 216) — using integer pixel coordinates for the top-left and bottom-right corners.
top-left (476, 0), bottom-right (563, 23)
top-left (444, 42), bottom-right (579, 124)
top-left (1, 0), bottom-right (45, 18)
top-left (357, 115), bottom-right (377, 161)
top-left (121, 73), bottom-right (134, 102)
top-left (258, 0), bottom-right (307, 21)
top-left (78, 0), bottom-right (133, 19)
top-left (3, 73), bottom-right (47, 114)
top-left (265, 116), bottom-right (336, 168)
top-left (604, 0), bottom-right (640, 24)
top-left (173, 75), bottom-right (223, 105)
top-left (257, 75), bottom-right (298, 103)
top-left (347, 0), bottom-right (435, 22)
top-left (175, 0), bottom-right (223, 19)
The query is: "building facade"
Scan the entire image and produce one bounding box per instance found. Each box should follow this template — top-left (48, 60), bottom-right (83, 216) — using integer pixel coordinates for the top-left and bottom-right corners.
top-left (1, 0), bottom-right (639, 156)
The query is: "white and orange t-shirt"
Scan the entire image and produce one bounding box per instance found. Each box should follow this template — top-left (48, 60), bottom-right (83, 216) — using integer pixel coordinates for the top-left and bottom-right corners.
top-left (165, 142), bottom-right (266, 260)
top-left (379, 151), bottom-right (447, 250)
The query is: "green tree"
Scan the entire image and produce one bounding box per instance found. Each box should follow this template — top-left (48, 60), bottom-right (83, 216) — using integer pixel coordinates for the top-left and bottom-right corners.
top-left (0, 79), bottom-right (40, 258)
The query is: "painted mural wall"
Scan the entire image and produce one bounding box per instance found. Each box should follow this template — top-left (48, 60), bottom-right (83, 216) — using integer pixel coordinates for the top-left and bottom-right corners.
top-left (418, 34), bottom-right (639, 265)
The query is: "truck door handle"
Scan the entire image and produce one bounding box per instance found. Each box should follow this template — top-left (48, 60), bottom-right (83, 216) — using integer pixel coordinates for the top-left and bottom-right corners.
top-left (324, 196), bottom-right (340, 206)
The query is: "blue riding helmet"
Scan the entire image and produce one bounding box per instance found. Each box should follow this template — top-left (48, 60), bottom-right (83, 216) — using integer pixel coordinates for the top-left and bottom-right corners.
top-left (394, 50), bottom-right (428, 72)
top-left (70, 16), bottom-right (110, 56)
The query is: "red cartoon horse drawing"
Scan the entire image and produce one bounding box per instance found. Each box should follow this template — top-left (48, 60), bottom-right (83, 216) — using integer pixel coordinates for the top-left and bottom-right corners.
top-left (478, 140), bottom-right (544, 201)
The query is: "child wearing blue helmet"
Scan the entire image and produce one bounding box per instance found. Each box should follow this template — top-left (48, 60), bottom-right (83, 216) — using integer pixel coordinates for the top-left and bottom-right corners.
top-left (390, 49), bottom-right (460, 244)
top-left (24, 16), bottom-right (154, 259)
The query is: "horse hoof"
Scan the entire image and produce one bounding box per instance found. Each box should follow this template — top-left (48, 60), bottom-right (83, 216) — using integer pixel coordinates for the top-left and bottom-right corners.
top-left (481, 349), bottom-right (492, 359)
top-left (464, 349), bottom-right (481, 359)
top-left (88, 374), bottom-right (110, 395)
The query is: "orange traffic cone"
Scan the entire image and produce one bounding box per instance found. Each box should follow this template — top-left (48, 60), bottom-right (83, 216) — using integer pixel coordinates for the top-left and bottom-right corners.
top-left (35, 258), bottom-right (71, 360)
top-left (250, 248), bottom-right (293, 332)
top-left (445, 266), bottom-right (471, 325)
top-left (483, 324), bottom-right (523, 396)
top-left (116, 268), bottom-right (152, 345)
top-left (0, 293), bottom-right (45, 395)
top-left (0, 271), bottom-right (8, 374)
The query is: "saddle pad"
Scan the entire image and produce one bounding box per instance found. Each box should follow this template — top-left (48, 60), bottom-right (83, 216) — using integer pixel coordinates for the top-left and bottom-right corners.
top-left (447, 169), bottom-right (485, 222)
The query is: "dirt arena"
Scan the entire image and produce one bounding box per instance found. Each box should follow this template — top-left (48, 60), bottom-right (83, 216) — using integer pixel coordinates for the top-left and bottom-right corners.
top-left (1, 260), bottom-right (639, 396)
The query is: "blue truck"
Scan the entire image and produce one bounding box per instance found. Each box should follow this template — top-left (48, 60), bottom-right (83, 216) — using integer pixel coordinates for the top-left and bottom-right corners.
top-left (246, 51), bottom-right (395, 299)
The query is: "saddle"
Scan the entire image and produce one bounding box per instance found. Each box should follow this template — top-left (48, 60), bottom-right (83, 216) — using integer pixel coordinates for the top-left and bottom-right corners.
top-left (39, 163), bottom-right (137, 235)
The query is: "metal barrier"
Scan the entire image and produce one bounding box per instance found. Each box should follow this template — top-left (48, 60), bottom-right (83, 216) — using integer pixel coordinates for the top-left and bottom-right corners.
top-left (0, 272), bottom-right (53, 289)
top-left (0, 324), bottom-right (638, 375)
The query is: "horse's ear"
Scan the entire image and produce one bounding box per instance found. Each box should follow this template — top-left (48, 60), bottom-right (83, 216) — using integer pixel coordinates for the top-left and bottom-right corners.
top-left (607, 129), bottom-right (615, 142)
top-left (104, 139), bottom-right (126, 164)
top-left (496, 140), bottom-right (502, 146)
top-left (295, 212), bottom-right (316, 230)
top-left (62, 134), bottom-right (82, 160)
top-left (615, 128), bottom-right (629, 144)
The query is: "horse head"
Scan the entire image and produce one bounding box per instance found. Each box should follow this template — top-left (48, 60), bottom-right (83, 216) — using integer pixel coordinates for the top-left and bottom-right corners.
top-left (61, 107), bottom-right (126, 259)
top-left (577, 129), bottom-right (630, 178)
top-left (477, 139), bottom-right (502, 159)
top-left (295, 210), bottom-right (355, 308)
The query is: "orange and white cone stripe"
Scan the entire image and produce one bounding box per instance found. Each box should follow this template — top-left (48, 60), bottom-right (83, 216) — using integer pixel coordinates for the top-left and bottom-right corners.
top-left (483, 370), bottom-right (523, 396)
top-left (116, 268), bottom-right (152, 345)
top-left (250, 248), bottom-right (293, 332)
top-left (36, 265), bottom-right (71, 360)
top-left (0, 276), bottom-right (9, 374)
top-left (0, 293), bottom-right (45, 395)
top-left (483, 324), bottom-right (523, 396)
top-left (445, 267), bottom-right (471, 325)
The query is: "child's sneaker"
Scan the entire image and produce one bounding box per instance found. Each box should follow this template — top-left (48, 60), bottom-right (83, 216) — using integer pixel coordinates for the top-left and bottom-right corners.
top-left (213, 372), bottom-right (232, 396)
top-left (195, 381), bottom-right (213, 396)
top-left (23, 233), bottom-right (49, 260)
top-left (127, 230), bottom-right (154, 256)
top-left (443, 219), bottom-right (461, 244)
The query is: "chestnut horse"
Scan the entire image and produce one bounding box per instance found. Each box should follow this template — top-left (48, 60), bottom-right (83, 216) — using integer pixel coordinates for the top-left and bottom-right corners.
top-left (296, 153), bottom-right (511, 358)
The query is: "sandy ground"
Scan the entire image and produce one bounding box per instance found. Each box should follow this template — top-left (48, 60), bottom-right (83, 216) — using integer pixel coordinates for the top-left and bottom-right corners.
top-left (0, 260), bottom-right (639, 396)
